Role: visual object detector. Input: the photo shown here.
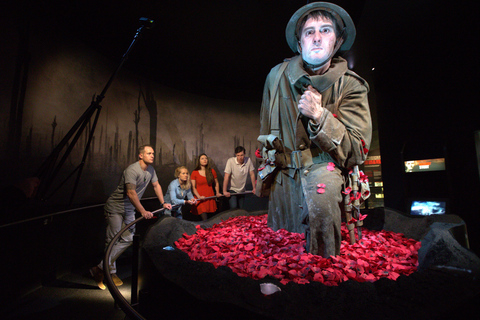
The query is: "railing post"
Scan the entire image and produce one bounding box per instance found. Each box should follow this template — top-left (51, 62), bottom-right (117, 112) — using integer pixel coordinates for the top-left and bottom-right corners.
top-left (131, 234), bottom-right (140, 307)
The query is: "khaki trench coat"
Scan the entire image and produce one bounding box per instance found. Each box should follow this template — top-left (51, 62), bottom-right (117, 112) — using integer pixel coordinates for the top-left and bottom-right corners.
top-left (258, 55), bottom-right (372, 257)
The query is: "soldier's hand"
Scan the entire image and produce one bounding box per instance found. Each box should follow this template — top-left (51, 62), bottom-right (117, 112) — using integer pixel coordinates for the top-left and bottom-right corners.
top-left (298, 85), bottom-right (323, 123)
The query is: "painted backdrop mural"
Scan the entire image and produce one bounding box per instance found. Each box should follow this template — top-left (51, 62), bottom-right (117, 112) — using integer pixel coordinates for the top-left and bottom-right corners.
top-left (1, 23), bottom-right (261, 207)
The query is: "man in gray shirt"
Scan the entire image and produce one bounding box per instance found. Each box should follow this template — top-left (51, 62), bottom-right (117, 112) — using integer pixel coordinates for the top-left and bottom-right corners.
top-left (90, 145), bottom-right (171, 289)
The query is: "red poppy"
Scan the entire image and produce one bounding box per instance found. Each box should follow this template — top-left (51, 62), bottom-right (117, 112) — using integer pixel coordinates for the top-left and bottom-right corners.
top-left (359, 171), bottom-right (369, 183)
top-left (327, 162), bottom-right (336, 171)
top-left (174, 215), bottom-right (420, 286)
top-left (317, 183), bottom-right (326, 194)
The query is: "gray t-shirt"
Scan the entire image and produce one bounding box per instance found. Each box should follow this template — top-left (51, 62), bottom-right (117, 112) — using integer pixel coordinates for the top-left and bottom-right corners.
top-left (104, 161), bottom-right (158, 216)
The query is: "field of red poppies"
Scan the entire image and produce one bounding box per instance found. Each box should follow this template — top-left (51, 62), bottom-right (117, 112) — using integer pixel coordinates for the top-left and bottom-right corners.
top-left (175, 214), bottom-right (420, 286)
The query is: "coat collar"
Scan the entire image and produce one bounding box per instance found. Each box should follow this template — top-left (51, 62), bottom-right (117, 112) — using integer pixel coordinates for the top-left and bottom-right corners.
top-left (286, 55), bottom-right (348, 93)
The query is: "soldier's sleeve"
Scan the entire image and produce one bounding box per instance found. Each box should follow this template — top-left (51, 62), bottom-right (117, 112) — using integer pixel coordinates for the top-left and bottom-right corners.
top-left (308, 75), bottom-right (372, 169)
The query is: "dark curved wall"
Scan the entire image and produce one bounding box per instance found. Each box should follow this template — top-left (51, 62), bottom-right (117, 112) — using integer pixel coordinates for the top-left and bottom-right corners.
top-left (1, 9), bottom-right (261, 208)
top-left (0, 3), bottom-right (263, 303)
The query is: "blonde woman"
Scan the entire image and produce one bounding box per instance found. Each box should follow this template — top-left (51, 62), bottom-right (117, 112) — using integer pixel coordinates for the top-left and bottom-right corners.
top-left (165, 166), bottom-right (196, 219)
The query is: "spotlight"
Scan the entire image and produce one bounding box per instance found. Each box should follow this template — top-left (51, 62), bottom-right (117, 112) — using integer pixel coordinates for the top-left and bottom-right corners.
top-left (139, 17), bottom-right (155, 29)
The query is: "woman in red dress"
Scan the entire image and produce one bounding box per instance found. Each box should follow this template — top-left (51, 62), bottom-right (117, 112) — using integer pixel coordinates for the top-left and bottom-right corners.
top-left (191, 153), bottom-right (222, 220)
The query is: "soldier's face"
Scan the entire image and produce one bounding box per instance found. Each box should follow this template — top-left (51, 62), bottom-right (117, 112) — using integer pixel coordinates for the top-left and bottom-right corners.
top-left (298, 16), bottom-right (336, 66)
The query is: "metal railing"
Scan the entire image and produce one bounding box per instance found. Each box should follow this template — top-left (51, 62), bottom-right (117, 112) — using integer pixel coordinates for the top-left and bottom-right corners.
top-left (1, 192), bottom-right (253, 318)
top-left (0, 203), bottom-right (105, 229)
top-left (102, 192), bottom-right (253, 319)
top-left (102, 214), bottom-right (152, 320)
top-left (0, 196), bottom-right (163, 229)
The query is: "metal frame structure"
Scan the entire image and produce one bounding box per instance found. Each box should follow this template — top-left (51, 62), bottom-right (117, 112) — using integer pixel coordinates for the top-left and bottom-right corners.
top-left (35, 18), bottom-right (154, 205)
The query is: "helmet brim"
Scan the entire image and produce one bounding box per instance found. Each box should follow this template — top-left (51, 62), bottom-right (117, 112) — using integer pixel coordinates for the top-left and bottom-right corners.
top-left (285, 2), bottom-right (356, 54)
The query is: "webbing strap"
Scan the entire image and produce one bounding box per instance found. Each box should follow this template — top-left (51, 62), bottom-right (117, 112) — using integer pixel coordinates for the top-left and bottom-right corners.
top-left (269, 61), bottom-right (289, 137)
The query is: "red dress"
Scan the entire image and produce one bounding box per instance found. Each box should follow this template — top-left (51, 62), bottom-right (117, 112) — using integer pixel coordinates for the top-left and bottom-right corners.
top-left (191, 169), bottom-right (217, 215)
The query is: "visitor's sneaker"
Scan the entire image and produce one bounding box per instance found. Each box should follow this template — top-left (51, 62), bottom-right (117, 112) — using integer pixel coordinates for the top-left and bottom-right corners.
top-left (89, 266), bottom-right (106, 290)
top-left (111, 273), bottom-right (123, 287)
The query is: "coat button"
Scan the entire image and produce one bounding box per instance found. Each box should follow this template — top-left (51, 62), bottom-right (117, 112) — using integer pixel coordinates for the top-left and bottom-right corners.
top-left (298, 144), bottom-right (306, 150)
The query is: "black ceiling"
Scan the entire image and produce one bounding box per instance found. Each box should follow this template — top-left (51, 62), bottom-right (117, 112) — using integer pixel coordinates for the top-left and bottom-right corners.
top-left (16, 0), bottom-right (369, 101)
top-left (6, 0), bottom-right (479, 112)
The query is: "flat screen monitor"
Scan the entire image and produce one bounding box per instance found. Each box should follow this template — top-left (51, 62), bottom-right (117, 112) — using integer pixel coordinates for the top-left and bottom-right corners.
top-left (409, 199), bottom-right (447, 216)
top-left (404, 158), bottom-right (445, 173)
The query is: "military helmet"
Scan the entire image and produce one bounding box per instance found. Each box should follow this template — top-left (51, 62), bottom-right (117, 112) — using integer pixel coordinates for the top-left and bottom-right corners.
top-left (285, 2), bottom-right (356, 53)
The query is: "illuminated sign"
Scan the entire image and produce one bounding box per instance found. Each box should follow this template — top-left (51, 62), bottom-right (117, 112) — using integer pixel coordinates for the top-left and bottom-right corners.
top-left (364, 155), bottom-right (381, 166)
top-left (404, 158), bottom-right (445, 173)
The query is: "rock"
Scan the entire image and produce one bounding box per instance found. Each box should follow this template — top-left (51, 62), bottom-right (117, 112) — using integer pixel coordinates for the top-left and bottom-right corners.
top-left (418, 222), bottom-right (480, 273)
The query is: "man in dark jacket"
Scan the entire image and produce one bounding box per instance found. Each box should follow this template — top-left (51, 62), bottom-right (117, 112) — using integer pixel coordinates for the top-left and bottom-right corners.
top-left (257, 2), bottom-right (372, 257)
